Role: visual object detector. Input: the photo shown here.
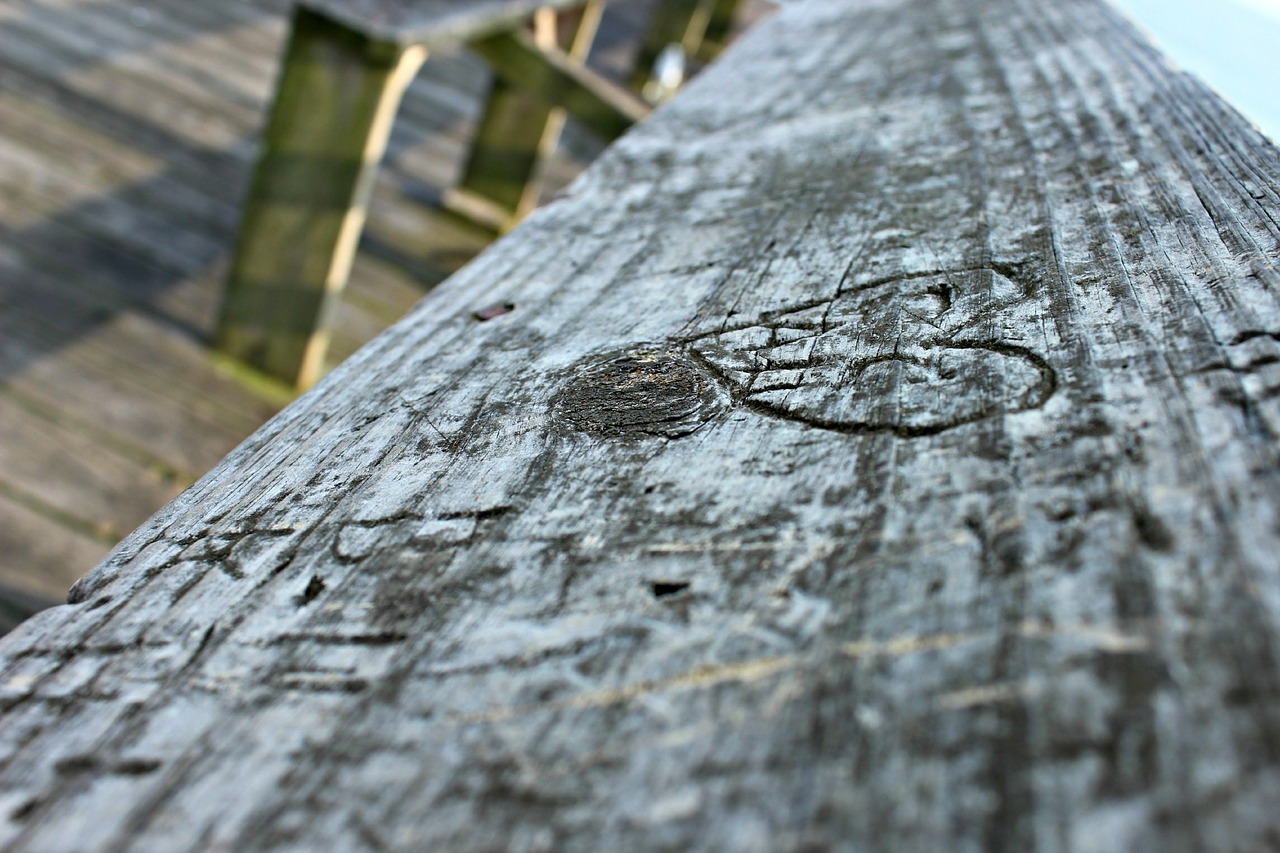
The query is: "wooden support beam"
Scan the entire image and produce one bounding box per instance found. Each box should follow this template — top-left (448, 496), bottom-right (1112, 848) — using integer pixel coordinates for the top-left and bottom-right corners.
top-left (446, 1), bottom-right (606, 231)
top-left (303, 0), bottom-right (596, 50)
top-left (468, 24), bottom-right (649, 144)
top-left (694, 0), bottom-right (743, 61)
top-left (216, 8), bottom-right (426, 389)
top-left (628, 0), bottom-right (712, 96)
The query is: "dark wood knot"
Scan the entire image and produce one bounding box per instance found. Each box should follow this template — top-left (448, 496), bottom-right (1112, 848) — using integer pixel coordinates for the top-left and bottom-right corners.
top-left (552, 344), bottom-right (728, 439)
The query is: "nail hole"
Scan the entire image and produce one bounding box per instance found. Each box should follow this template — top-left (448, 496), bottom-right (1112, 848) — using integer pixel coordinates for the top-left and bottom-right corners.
top-left (9, 797), bottom-right (39, 822)
top-left (474, 302), bottom-right (515, 321)
top-left (112, 758), bottom-right (162, 776)
top-left (295, 576), bottom-right (326, 607)
top-left (650, 580), bottom-right (690, 599)
top-left (54, 755), bottom-right (99, 775)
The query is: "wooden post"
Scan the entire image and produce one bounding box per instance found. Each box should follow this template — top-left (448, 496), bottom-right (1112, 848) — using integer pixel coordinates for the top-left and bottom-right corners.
top-left (215, 8), bottom-right (426, 389)
top-left (466, 27), bottom-right (647, 143)
top-left (694, 0), bottom-right (742, 61)
top-left (627, 0), bottom-right (712, 97)
top-left (4, 0), bottom-right (1280, 849)
top-left (446, 1), bottom-right (606, 231)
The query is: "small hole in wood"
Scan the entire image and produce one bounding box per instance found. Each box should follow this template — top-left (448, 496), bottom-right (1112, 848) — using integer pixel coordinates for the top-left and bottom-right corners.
top-left (474, 302), bottom-right (515, 321)
top-left (9, 797), bottom-right (39, 822)
top-left (650, 580), bottom-right (690, 599)
top-left (54, 755), bottom-right (99, 775)
top-left (295, 576), bottom-right (326, 607)
top-left (86, 595), bottom-right (113, 611)
top-left (112, 758), bottom-right (162, 776)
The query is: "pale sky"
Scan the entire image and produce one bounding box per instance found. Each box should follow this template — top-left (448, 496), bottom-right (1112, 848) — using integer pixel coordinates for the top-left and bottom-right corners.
top-left (1108, 0), bottom-right (1280, 141)
top-left (1232, 0), bottom-right (1280, 23)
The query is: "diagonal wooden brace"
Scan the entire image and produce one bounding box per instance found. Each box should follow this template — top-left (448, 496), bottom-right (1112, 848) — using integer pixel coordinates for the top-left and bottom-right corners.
top-left (467, 26), bottom-right (650, 144)
top-left (445, 2), bottom-right (607, 232)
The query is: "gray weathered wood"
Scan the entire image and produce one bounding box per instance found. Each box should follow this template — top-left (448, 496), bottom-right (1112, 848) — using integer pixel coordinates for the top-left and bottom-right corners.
top-left (0, 0), bottom-right (656, 614)
top-left (4, 0), bottom-right (1280, 849)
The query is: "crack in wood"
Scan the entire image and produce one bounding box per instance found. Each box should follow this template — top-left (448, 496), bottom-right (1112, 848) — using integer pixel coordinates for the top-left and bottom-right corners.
top-left (449, 621), bottom-right (1153, 725)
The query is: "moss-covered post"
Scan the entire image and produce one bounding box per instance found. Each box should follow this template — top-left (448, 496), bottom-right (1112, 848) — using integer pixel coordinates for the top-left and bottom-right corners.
top-left (695, 0), bottom-right (743, 61)
top-left (627, 0), bottom-right (712, 95)
top-left (446, 1), bottom-right (605, 232)
top-left (216, 8), bottom-right (426, 389)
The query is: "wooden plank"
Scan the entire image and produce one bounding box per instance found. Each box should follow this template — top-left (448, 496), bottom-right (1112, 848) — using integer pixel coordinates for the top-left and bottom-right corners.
top-left (0, 494), bottom-right (106, 604)
top-left (0, 63), bottom-right (252, 196)
top-left (5, 0), bottom-right (1280, 849)
top-left (0, 91), bottom-right (241, 250)
top-left (0, 323), bottom-right (260, 479)
top-left (0, 0), bottom-right (283, 111)
top-left (2, 0), bottom-right (287, 72)
top-left (0, 391), bottom-right (185, 544)
top-left (447, 2), bottom-right (605, 229)
top-left (0, 95), bottom-right (166, 228)
top-left (216, 7), bottom-right (428, 388)
top-left (0, 289), bottom-right (285, 431)
top-left (0, 169), bottom-right (229, 281)
top-left (0, 15), bottom-right (265, 150)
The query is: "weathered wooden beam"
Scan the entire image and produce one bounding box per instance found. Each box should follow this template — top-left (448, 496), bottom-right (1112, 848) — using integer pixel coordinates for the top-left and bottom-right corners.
top-left (215, 7), bottom-right (426, 389)
top-left (446, 1), bottom-right (606, 231)
top-left (468, 24), bottom-right (649, 144)
top-left (4, 0), bottom-right (1280, 849)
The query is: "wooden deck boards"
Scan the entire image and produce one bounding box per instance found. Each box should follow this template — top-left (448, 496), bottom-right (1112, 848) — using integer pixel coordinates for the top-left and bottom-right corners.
top-left (0, 0), bottom-right (761, 615)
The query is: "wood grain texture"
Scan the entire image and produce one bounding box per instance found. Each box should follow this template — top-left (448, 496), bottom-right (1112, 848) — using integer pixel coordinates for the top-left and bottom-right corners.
top-left (3, 0), bottom-right (1280, 849)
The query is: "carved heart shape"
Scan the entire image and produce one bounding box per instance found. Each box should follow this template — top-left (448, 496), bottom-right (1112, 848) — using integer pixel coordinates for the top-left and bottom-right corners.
top-left (685, 268), bottom-right (1056, 435)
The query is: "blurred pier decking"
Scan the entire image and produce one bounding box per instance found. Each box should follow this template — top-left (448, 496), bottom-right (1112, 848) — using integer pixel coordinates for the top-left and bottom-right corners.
top-left (0, 0), bottom-right (760, 624)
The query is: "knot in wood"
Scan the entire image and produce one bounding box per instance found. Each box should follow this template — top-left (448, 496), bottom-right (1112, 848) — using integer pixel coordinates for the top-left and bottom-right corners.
top-left (553, 345), bottom-right (727, 439)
